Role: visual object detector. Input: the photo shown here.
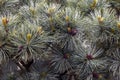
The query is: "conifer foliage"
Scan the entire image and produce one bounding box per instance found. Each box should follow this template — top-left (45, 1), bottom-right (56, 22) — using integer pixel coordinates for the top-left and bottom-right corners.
top-left (0, 0), bottom-right (120, 80)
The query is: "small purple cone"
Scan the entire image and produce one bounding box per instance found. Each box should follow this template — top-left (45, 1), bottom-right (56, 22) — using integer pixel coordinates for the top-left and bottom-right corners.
top-left (68, 28), bottom-right (78, 36)
top-left (92, 72), bottom-right (99, 79)
top-left (70, 29), bottom-right (78, 36)
top-left (63, 54), bottom-right (70, 59)
top-left (86, 54), bottom-right (93, 60)
top-left (18, 46), bottom-right (24, 53)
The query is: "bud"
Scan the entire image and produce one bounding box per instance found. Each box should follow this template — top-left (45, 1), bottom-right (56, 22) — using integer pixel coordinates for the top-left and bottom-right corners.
top-left (48, 8), bottom-right (55, 14)
top-left (65, 16), bottom-right (69, 22)
top-left (51, 26), bottom-right (55, 32)
top-left (37, 27), bottom-right (42, 34)
top-left (67, 27), bottom-right (71, 33)
top-left (49, 17), bottom-right (53, 22)
top-left (2, 17), bottom-right (8, 27)
top-left (29, 7), bottom-right (35, 15)
top-left (49, 17), bottom-right (55, 32)
top-left (97, 16), bottom-right (104, 24)
top-left (27, 33), bottom-right (32, 44)
top-left (91, 0), bottom-right (98, 9)
top-left (111, 28), bottom-right (115, 33)
top-left (117, 22), bottom-right (120, 29)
